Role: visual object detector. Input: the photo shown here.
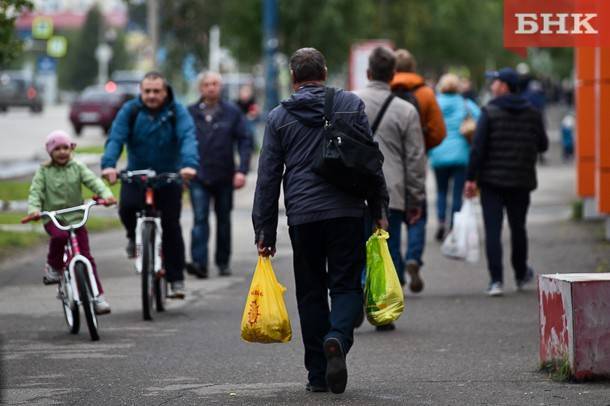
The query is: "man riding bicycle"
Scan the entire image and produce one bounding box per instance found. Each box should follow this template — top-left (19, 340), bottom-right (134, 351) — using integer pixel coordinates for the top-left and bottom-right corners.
top-left (101, 71), bottom-right (199, 299)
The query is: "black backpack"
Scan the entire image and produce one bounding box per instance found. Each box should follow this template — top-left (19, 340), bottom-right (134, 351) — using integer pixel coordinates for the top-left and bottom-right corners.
top-left (311, 87), bottom-right (387, 198)
top-left (392, 83), bottom-right (423, 116)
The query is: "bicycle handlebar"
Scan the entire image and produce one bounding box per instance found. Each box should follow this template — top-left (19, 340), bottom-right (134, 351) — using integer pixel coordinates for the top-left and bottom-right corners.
top-left (119, 169), bottom-right (181, 185)
top-left (21, 198), bottom-right (113, 231)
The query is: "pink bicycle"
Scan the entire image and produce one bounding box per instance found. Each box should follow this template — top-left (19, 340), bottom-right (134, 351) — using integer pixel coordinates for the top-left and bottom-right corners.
top-left (22, 198), bottom-right (113, 341)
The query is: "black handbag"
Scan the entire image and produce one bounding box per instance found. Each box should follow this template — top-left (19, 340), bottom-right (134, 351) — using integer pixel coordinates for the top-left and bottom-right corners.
top-left (311, 87), bottom-right (390, 198)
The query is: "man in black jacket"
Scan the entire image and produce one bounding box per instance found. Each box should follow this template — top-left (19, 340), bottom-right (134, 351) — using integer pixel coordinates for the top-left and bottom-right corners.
top-left (252, 48), bottom-right (389, 394)
top-left (465, 67), bottom-right (548, 297)
top-left (186, 71), bottom-right (253, 278)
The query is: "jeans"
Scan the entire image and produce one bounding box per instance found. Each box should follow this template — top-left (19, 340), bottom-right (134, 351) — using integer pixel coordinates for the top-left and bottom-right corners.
top-left (434, 165), bottom-right (467, 226)
top-left (388, 209), bottom-right (406, 284)
top-left (189, 180), bottom-right (233, 269)
top-left (45, 222), bottom-right (103, 294)
top-left (480, 185), bottom-right (531, 284)
top-left (405, 200), bottom-right (427, 267)
top-left (119, 182), bottom-right (185, 283)
top-left (289, 217), bottom-right (365, 387)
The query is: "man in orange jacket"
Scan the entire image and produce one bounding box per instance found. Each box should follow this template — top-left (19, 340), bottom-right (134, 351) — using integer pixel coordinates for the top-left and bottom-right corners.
top-left (390, 49), bottom-right (446, 293)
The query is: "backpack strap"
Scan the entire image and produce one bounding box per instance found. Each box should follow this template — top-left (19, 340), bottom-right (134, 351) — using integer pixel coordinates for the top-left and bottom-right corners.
top-left (127, 104), bottom-right (141, 140)
top-left (371, 94), bottom-right (394, 135)
top-left (323, 86), bottom-right (336, 127)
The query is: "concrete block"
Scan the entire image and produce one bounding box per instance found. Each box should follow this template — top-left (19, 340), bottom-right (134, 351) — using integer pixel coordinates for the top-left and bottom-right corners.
top-left (606, 218), bottom-right (610, 241)
top-left (583, 198), bottom-right (603, 220)
top-left (539, 273), bottom-right (610, 380)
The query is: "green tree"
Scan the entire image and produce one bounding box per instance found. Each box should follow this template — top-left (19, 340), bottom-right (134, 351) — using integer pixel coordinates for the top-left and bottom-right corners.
top-left (0, 0), bottom-right (33, 67)
top-left (58, 6), bottom-right (102, 90)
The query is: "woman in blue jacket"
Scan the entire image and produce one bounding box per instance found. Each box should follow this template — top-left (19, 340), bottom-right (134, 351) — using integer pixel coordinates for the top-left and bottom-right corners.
top-left (429, 73), bottom-right (480, 241)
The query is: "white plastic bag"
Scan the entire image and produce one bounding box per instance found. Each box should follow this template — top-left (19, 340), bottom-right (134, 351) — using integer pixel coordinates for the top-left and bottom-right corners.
top-left (441, 199), bottom-right (479, 263)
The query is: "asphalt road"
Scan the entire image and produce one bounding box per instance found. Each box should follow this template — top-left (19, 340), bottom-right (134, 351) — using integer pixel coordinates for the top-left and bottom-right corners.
top-left (0, 105), bottom-right (106, 162)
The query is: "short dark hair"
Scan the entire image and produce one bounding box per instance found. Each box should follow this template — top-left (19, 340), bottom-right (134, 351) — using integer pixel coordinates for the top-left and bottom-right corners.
top-left (368, 47), bottom-right (396, 83)
top-left (141, 71), bottom-right (168, 88)
top-left (289, 48), bottom-right (326, 83)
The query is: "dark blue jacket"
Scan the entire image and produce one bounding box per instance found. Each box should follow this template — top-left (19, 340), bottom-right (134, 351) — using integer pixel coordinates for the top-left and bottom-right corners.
top-left (102, 87), bottom-right (199, 172)
top-left (252, 84), bottom-right (389, 246)
top-left (187, 99), bottom-right (253, 185)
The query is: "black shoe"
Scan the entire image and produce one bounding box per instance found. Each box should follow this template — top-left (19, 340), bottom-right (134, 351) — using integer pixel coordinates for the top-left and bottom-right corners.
top-left (375, 322), bottom-right (396, 332)
top-left (126, 239), bottom-right (136, 258)
top-left (186, 262), bottom-right (208, 279)
top-left (218, 265), bottom-right (232, 277)
top-left (323, 337), bottom-right (347, 394)
top-left (305, 382), bottom-right (329, 393)
top-left (435, 225), bottom-right (446, 242)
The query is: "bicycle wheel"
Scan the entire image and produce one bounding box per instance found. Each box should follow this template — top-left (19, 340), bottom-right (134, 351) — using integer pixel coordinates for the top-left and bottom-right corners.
top-left (142, 222), bottom-right (155, 320)
top-left (75, 261), bottom-right (99, 341)
top-left (155, 271), bottom-right (167, 312)
top-left (60, 274), bottom-right (80, 334)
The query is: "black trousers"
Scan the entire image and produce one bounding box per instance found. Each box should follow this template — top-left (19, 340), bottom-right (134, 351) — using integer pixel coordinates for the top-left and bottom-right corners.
top-left (480, 185), bottom-right (531, 284)
top-left (119, 182), bottom-right (185, 283)
top-left (288, 217), bottom-right (365, 387)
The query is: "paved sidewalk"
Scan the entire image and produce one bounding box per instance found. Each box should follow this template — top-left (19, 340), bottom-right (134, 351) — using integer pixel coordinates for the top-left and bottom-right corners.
top-left (2, 140), bottom-right (610, 405)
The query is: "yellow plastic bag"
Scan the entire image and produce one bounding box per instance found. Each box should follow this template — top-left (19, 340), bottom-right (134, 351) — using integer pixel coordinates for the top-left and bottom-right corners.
top-left (241, 256), bottom-right (292, 343)
top-left (364, 229), bottom-right (405, 326)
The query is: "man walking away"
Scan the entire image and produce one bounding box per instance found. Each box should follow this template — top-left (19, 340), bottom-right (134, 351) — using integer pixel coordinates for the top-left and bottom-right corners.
top-left (389, 49), bottom-right (446, 294)
top-left (465, 67), bottom-right (548, 297)
top-left (253, 48), bottom-right (388, 394)
top-left (355, 47), bottom-right (426, 331)
top-left (186, 72), bottom-right (253, 278)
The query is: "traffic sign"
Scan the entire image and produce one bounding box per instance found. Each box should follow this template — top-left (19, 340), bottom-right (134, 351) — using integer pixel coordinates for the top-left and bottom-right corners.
top-left (37, 56), bottom-right (57, 73)
top-left (47, 36), bottom-right (68, 58)
top-left (32, 16), bottom-right (53, 40)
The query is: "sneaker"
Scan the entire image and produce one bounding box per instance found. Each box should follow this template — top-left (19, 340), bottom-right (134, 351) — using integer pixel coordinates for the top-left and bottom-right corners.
top-left (486, 282), bottom-right (504, 297)
top-left (406, 260), bottom-right (424, 293)
top-left (126, 238), bottom-right (136, 259)
top-left (218, 265), bottom-right (232, 277)
top-left (323, 337), bottom-right (347, 394)
top-left (169, 281), bottom-right (185, 299)
top-left (186, 262), bottom-right (208, 279)
top-left (43, 264), bottom-right (61, 285)
top-left (435, 225), bottom-right (446, 242)
top-left (375, 322), bottom-right (396, 332)
top-left (94, 295), bottom-right (111, 315)
top-left (305, 382), bottom-right (329, 393)
top-left (516, 267), bottom-right (535, 291)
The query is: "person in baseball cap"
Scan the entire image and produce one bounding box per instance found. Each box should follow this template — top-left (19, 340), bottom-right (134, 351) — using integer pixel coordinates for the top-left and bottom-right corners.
top-left (485, 67), bottom-right (519, 93)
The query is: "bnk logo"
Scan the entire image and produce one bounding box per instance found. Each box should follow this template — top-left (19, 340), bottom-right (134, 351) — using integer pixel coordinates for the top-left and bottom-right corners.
top-left (504, 0), bottom-right (610, 49)
top-left (515, 13), bottom-right (598, 35)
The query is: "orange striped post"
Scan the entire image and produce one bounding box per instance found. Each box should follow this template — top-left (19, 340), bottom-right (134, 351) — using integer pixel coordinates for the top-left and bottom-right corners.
top-left (575, 47), bottom-right (599, 218)
top-left (598, 48), bottom-right (610, 238)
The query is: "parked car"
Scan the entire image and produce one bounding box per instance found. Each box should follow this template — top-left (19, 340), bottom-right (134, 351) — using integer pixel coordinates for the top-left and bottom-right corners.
top-left (0, 72), bottom-right (43, 113)
top-left (69, 82), bottom-right (135, 136)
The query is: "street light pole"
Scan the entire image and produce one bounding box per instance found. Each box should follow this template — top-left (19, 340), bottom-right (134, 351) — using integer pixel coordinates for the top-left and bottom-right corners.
top-left (147, 0), bottom-right (159, 66)
top-left (263, 0), bottom-right (279, 115)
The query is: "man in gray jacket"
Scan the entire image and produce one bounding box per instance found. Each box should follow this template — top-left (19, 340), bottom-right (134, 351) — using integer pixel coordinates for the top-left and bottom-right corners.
top-left (253, 48), bottom-right (389, 394)
top-left (355, 47), bottom-right (426, 326)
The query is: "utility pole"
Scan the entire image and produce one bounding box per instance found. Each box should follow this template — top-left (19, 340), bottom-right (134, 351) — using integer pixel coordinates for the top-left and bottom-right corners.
top-left (147, 0), bottom-right (159, 67)
top-left (263, 0), bottom-right (279, 115)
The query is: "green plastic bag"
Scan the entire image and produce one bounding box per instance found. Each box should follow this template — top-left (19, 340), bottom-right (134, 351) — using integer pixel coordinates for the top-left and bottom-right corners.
top-left (364, 229), bottom-right (405, 326)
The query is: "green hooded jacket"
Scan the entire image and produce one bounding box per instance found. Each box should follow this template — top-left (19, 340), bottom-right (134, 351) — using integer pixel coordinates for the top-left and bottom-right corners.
top-left (27, 159), bottom-right (113, 225)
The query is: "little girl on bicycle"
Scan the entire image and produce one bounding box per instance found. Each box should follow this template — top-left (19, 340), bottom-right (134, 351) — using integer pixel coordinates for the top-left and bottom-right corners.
top-left (27, 130), bottom-right (116, 314)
